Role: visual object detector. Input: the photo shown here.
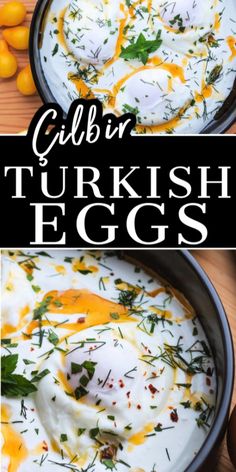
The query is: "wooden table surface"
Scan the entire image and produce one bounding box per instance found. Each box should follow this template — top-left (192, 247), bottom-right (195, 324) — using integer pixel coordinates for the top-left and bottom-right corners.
top-left (0, 0), bottom-right (236, 134)
top-left (193, 250), bottom-right (236, 472)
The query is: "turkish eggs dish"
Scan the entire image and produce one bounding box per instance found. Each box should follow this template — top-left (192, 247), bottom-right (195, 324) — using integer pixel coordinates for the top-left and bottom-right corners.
top-left (38, 0), bottom-right (236, 134)
top-left (1, 250), bottom-right (216, 471)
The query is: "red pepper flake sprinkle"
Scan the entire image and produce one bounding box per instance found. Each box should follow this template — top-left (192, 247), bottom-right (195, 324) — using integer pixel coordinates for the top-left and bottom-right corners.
top-left (126, 391), bottom-right (131, 398)
top-left (109, 384), bottom-right (113, 389)
top-left (30, 347), bottom-right (34, 351)
top-left (206, 377), bottom-right (211, 386)
top-left (137, 404), bottom-right (141, 410)
top-left (128, 401), bottom-right (131, 408)
top-left (148, 384), bottom-right (158, 394)
top-left (170, 409), bottom-right (178, 422)
top-left (77, 317), bottom-right (85, 323)
top-left (42, 441), bottom-right (48, 451)
top-left (119, 380), bottom-right (125, 388)
top-left (112, 401), bottom-right (116, 405)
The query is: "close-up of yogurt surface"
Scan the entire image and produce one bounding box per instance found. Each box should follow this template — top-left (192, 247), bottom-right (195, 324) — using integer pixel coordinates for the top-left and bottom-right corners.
top-left (1, 250), bottom-right (216, 472)
top-left (38, 0), bottom-right (236, 134)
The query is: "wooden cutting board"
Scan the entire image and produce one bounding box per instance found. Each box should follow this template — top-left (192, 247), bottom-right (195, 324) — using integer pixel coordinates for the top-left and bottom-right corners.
top-left (0, 0), bottom-right (236, 134)
top-left (194, 250), bottom-right (236, 472)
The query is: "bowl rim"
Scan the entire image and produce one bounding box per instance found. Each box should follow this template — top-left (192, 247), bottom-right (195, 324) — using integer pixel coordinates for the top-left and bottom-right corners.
top-left (29, 0), bottom-right (236, 135)
top-left (174, 250), bottom-right (234, 471)
top-left (124, 249), bottom-right (234, 471)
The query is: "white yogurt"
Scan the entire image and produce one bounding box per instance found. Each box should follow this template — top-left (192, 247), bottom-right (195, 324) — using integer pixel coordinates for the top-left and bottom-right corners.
top-left (1, 250), bottom-right (216, 471)
top-left (39, 0), bottom-right (236, 133)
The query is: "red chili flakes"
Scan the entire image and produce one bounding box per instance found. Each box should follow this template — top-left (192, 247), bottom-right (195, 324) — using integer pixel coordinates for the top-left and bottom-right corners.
top-left (170, 409), bottom-right (178, 423)
top-left (100, 444), bottom-right (117, 460)
top-left (31, 408), bottom-right (35, 411)
top-left (137, 404), bottom-right (141, 410)
top-left (119, 379), bottom-right (125, 388)
top-left (126, 391), bottom-right (131, 398)
top-left (151, 372), bottom-right (157, 378)
top-left (77, 317), bottom-right (85, 323)
top-left (206, 377), bottom-right (211, 386)
top-left (148, 384), bottom-right (158, 394)
top-left (109, 384), bottom-right (113, 389)
top-left (112, 401), bottom-right (116, 405)
top-left (128, 401), bottom-right (131, 408)
top-left (30, 347), bottom-right (34, 351)
top-left (42, 441), bottom-right (48, 451)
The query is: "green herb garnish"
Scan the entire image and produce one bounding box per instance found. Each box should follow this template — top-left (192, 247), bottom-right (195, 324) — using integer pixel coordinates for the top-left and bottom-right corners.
top-left (48, 330), bottom-right (59, 346)
top-left (120, 31), bottom-right (162, 65)
top-left (1, 354), bottom-right (37, 397)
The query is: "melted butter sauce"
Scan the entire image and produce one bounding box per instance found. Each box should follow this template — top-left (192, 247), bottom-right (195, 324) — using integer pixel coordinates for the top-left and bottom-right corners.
top-left (128, 423), bottom-right (154, 446)
top-left (214, 12), bottom-right (221, 31)
top-left (24, 289), bottom-right (134, 338)
top-left (227, 36), bottom-right (236, 61)
top-left (1, 405), bottom-right (28, 472)
top-left (1, 305), bottom-right (30, 339)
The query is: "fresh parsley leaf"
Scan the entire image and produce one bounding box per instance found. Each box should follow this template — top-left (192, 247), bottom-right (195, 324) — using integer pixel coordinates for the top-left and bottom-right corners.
top-left (1, 355), bottom-right (38, 397)
top-left (36, 251), bottom-right (53, 258)
top-left (2, 374), bottom-right (37, 397)
top-left (71, 362), bottom-right (83, 374)
top-left (1, 354), bottom-right (18, 376)
top-left (74, 385), bottom-right (88, 400)
top-left (206, 64), bottom-right (223, 86)
top-left (52, 43), bottom-right (59, 56)
top-left (48, 330), bottom-right (59, 346)
top-left (120, 31), bottom-right (162, 64)
top-left (60, 433), bottom-right (68, 442)
top-left (64, 257), bottom-right (73, 263)
top-left (107, 415), bottom-right (115, 421)
top-left (32, 285), bottom-right (41, 293)
top-left (78, 428), bottom-right (86, 436)
top-left (89, 427), bottom-right (99, 439)
top-left (110, 312), bottom-right (120, 320)
top-left (31, 369), bottom-right (50, 382)
top-left (82, 360), bottom-right (97, 379)
top-left (80, 375), bottom-right (90, 387)
top-left (33, 296), bottom-right (52, 320)
top-left (102, 459), bottom-right (116, 470)
top-left (23, 359), bottom-right (36, 365)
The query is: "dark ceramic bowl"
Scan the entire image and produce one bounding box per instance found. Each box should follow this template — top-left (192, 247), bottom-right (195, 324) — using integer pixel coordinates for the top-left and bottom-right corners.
top-left (29, 0), bottom-right (236, 134)
top-left (123, 250), bottom-right (234, 471)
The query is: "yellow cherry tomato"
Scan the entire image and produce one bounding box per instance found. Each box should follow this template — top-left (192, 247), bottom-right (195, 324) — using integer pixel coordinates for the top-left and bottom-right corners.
top-left (0, 39), bottom-right (17, 78)
top-left (3, 25), bottom-right (29, 50)
top-left (16, 64), bottom-right (37, 95)
top-left (0, 1), bottom-right (26, 27)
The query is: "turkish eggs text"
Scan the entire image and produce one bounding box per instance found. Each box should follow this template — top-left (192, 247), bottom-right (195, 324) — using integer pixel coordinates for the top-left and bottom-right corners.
top-left (39, 0), bottom-right (236, 134)
top-left (1, 250), bottom-right (216, 471)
